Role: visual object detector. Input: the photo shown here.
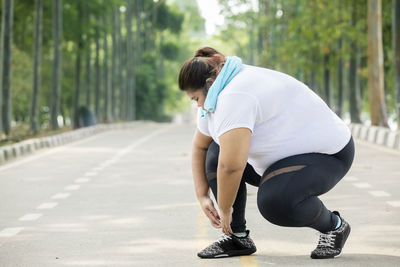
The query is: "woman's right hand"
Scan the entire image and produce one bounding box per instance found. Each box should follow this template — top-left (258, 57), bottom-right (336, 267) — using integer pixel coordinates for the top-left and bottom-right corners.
top-left (199, 196), bottom-right (221, 228)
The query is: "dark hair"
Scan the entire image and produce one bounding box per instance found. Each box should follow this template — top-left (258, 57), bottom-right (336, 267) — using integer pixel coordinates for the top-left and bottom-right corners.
top-left (178, 47), bottom-right (225, 91)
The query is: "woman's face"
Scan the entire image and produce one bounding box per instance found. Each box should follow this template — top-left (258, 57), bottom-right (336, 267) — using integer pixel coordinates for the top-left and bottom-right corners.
top-left (186, 89), bottom-right (206, 109)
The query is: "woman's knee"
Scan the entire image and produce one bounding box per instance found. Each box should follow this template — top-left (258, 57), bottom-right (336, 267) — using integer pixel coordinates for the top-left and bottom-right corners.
top-left (257, 183), bottom-right (299, 226)
top-left (257, 185), bottom-right (285, 223)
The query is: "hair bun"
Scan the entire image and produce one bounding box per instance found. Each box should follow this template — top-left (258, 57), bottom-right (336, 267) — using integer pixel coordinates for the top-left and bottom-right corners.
top-left (194, 47), bottom-right (221, 57)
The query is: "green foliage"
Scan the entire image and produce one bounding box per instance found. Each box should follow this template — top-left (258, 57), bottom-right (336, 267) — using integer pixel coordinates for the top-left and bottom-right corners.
top-left (160, 41), bottom-right (179, 60)
top-left (215, 0), bottom-right (396, 123)
top-left (155, 1), bottom-right (184, 33)
top-left (135, 52), bottom-right (167, 121)
top-left (4, 0), bottom-right (204, 134)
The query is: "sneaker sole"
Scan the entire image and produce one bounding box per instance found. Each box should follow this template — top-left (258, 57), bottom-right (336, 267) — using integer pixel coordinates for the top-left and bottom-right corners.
top-left (198, 248), bottom-right (256, 259)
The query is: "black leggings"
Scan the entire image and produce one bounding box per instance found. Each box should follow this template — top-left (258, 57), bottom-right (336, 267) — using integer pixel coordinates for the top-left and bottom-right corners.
top-left (205, 137), bottom-right (354, 233)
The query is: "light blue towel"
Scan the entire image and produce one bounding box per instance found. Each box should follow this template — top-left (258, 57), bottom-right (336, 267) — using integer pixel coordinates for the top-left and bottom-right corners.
top-left (200, 56), bottom-right (243, 118)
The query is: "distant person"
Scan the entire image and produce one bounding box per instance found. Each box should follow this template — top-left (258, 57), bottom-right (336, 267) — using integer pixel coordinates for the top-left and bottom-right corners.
top-left (178, 47), bottom-right (354, 259)
top-left (77, 106), bottom-right (97, 128)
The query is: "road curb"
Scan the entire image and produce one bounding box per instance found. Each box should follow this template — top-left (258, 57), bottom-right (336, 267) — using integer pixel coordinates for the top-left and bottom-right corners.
top-left (1, 122), bottom-right (398, 165)
top-left (0, 122), bottom-right (139, 165)
top-left (349, 123), bottom-right (400, 150)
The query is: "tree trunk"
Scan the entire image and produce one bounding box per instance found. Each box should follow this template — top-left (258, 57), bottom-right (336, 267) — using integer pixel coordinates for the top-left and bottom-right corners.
top-left (159, 32), bottom-right (165, 79)
top-left (393, 0), bottom-right (400, 129)
top-left (85, 40), bottom-right (91, 109)
top-left (116, 9), bottom-right (124, 120)
top-left (257, 0), bottom-right (268, 65)
top-left (323, 53), bottom-right (332, 108)
top-left (30, 0), bottom-right (43, 134)
top-left (349, 3), bottom-right (362, 123)
top-left (94, 24), bottom-right (100, 119)
top-left (103, 14), bottom-right (109, 122)
top-left (337, 38), bottom-right (344, 117)
top-left (85, 12), bottom-right (91, 109)
top-left (111, 6), bottom-right (117, 120)
top-left (73, 1), bottom-right (83, 129)
top-left (126, 0), bottom-right (135, 120)
top-left (367, 0), bottom-right (388, 127)
top-left (135, 0), bottom-right (142, 65)
top-left (50, 0), bottom-right (62, 130)
top-left (0, 0), bottom-right (14, 135)
top-left (248, 21), bottom-right (255, 65)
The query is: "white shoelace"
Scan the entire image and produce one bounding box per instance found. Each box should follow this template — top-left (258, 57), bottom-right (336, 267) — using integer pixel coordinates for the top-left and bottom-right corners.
top-left (216, 234), bottom-right (232, 244)
top-left (317, 232), bottom-right (335, 248)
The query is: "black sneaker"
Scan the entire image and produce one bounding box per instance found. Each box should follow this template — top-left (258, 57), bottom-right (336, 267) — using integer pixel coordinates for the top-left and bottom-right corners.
top-left (311, 211), bottom-right (351, 259)
top-left (197, 230), bottom-right (257, 258)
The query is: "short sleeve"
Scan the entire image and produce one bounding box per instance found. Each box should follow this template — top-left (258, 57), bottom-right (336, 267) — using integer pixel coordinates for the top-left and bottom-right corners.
top-left (197, 108), bottom-right (211, 136)
top-left (214, 93), bottom-right (260, 138)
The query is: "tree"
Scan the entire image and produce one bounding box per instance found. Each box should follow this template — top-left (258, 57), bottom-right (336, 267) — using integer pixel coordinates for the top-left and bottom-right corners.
top-left (367, 0), bottom-right (388, 127)
top-left (30, 0), bottom-right (43, 134)
top-left (394, 0), bottom-right (400, 129)
top-left (85, 15), bottom-right (92, 110)
top-left (111, 5), bottom-right (117, 120)
top-left (73, 1), bottom-right (83, 128)
top-left (94, 22), bottom-right (100, 119)
top-left (349, 2), bottom-right (362, 123)
top-left (103, 12), bottom-right (110, 122)
top-left (50, 0), bottom-right (63, 130)
top-left (0, 0), bottom-right (15, 135)
top-left (336, 1), bottom-right (344, 118)
top-left (125, 0), bottom-right (135, 120)
top-left (115, 7), bottom-right (124, 120)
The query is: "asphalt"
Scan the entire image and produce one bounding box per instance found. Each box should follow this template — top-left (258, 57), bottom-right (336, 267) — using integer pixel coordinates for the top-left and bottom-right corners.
top-left (0, 121), bottom-right (399, 266)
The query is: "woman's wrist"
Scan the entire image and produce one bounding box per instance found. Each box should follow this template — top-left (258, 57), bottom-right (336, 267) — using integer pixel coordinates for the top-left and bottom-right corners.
top-left (197, 194), bottom-right (210, 202)
top-left (219, 206), bottom-right (233, 214)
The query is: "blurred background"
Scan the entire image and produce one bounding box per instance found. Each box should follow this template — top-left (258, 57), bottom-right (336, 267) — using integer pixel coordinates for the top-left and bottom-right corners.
top-left (0, 0), bottom-right (398, 145)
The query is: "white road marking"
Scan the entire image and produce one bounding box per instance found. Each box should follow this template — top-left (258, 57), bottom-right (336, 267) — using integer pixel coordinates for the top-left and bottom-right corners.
top-left (75, 178), bottom-right (90, 183)
top-left (343, 176), bottom-right (359, 182)
top-left (368, 191), bottom-right (391, 197)
top-left (0, 227), bottom-right (24, 237)
top-left (19, 213), bottom-right (42, 221)
top-left (111, 126), bottom-right (173, 162)
top-left (84, 171), bottom-right (97, 177)
top-left (52, 193), bottom-right (71, 199)
top-left (387, 201), bottom-right (400, 207)
top-left (37, 202), bottom-right (58, 209)
top-left (65, 185), bottom-right (80, 191)
top-left (353, 182), bottom-right (372, 188)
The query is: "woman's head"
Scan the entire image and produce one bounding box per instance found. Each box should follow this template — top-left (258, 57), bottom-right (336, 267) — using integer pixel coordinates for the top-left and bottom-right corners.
top-left (178, 47), bottom-right (225, 108)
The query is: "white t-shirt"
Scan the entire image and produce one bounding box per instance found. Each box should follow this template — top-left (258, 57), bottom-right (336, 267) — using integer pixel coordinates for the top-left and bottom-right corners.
top-left (197, 64), bottom-right (351, 176)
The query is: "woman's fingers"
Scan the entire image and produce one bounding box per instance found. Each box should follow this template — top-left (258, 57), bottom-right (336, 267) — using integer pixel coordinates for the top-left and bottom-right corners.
top-left (207, 209), bottom-right (221, 228)
top-left (221, 221), bottom-right (233, 234)
top-left (200, 197), bottom-right (222, 228)
top-left (206, 200), bottom-right (219, 217)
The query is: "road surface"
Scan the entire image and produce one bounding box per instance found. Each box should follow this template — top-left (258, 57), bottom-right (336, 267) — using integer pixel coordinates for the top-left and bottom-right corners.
top-left (0, 121), bottom-right (399, 266)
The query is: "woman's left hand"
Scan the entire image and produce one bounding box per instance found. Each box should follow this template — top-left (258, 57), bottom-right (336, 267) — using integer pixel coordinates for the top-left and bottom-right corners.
top-left (219, 207), bottom-right (233, 235)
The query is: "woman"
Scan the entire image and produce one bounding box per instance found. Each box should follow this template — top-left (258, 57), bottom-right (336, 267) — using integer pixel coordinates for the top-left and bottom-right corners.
top-left (178, 47), bottom-right (354, 259)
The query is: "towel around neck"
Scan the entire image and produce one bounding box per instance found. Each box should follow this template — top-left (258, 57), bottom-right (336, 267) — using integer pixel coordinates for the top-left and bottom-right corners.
top-left (200, 56), bottom-right (243, 118)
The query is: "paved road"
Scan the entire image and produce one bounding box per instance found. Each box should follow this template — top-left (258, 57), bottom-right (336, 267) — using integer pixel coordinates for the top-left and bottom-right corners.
top-left (0, 122), bottom-right (399, 266)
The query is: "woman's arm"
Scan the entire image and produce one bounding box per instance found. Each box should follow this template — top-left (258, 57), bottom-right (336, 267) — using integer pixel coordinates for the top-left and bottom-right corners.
top-left (192, 130), bottom-right (222, 228)
top-left (192, 129), bottom-right (213, 200)
top-left (217, 127), bottom-right (252, 234)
